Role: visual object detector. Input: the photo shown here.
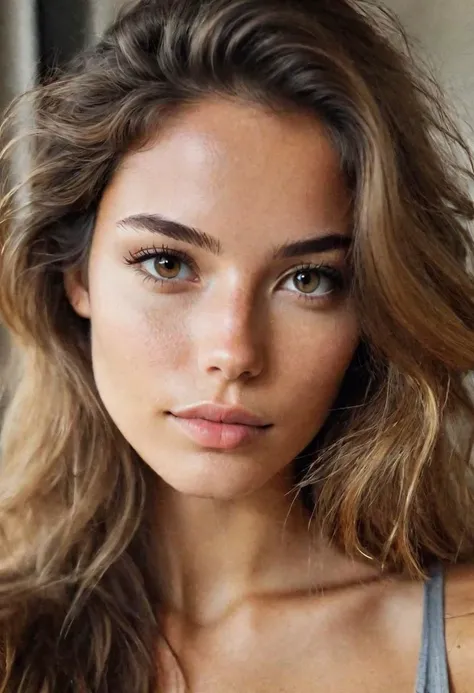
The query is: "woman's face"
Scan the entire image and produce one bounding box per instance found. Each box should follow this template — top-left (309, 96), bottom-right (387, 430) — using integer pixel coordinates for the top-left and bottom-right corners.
top-left (66, 97), bottom-right (359, 499)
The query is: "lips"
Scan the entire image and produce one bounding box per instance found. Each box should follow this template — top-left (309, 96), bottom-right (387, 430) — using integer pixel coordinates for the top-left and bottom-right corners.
top-left (170, 403), bottom-right (270, 428)
top-left (168, 402), bottom-right (272, 450)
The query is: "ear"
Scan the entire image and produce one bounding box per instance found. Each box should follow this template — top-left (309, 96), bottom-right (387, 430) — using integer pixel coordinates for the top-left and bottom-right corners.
top-left (64, 268), bottom-right (91, 319)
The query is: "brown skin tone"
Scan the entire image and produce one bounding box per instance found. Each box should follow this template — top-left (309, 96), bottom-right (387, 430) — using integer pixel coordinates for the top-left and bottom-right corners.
top-left (66, 97), bottom-right (474, 691)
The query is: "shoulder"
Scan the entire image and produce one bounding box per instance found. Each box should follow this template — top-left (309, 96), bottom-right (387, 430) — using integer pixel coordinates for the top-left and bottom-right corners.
top-left (444, 563), bottom-right (474, 692)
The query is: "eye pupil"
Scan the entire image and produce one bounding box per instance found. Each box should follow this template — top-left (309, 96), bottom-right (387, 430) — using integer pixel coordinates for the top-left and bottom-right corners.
top-left (155, 255), bottom-right (180, 278)
top-left (294, 269), bottom-right (320, 293)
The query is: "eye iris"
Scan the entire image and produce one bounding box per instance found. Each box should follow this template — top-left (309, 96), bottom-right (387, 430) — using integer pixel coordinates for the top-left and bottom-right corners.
top-left (155, 255), bottom-right (180, 279)
top-left (294, 269), bottom-right (320, 294)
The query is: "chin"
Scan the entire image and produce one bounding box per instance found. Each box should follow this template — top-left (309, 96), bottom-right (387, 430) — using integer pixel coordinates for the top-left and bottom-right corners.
top-left (147, 449), bottom-right (276, 500)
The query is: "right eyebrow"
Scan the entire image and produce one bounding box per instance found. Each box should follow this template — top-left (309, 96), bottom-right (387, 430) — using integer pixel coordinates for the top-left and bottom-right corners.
top-left (117, 213), bottom-right (222, 254)
top-left (117, 212), bottom-right (352, 259)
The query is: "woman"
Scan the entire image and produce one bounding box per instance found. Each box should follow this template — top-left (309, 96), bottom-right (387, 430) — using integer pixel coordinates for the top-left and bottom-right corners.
top-left (0, 0), bottom-right (473, 690)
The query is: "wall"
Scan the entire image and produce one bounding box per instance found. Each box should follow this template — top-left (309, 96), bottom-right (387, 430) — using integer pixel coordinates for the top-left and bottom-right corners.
top-left (386, 0), bottom-right (474, 143)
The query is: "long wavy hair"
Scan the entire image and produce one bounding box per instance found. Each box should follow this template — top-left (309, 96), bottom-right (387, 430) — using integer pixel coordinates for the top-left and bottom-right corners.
top-left (1, 0), bottom-right (474, 689)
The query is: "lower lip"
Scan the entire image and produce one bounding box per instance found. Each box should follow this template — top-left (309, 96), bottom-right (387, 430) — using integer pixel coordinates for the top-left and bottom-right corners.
top-left (169, 415), bottom-right (268, 450)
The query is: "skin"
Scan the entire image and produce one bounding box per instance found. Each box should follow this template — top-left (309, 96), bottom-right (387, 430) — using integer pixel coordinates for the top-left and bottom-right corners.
top-left (65, 96), bottom-right (474, 691)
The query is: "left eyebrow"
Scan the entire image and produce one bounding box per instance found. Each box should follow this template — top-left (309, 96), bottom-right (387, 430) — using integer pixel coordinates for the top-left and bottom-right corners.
top-left (272, 234), bottom-right (352, 259)
top-left (117, 213), bottom-right (352, 259)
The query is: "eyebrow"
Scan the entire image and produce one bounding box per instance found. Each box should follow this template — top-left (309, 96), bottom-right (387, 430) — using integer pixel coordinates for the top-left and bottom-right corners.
top-left (117, 213), bottom-right (352, 259)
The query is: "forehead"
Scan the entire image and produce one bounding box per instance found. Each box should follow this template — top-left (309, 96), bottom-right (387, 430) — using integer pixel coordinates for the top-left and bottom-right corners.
top-left (97, 97), bottom-right (352, 244)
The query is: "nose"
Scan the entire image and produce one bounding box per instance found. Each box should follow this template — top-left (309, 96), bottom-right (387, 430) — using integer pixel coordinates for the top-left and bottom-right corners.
top-left (195, 290), bottom-right (266, 382)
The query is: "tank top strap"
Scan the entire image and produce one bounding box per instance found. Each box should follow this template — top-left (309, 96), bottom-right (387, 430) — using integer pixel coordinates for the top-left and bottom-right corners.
top-left (415, 562), bottom-right (450, 693)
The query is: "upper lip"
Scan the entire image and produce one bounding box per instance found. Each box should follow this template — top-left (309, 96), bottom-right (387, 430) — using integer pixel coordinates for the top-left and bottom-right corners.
top-left (170, 403), bottom-right (271, 427)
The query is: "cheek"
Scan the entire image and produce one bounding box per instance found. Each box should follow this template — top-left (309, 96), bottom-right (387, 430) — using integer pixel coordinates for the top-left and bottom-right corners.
top-left (87, 263), bottom-right (190, 402)
top-left (275, 309), bottom-right (359, 428)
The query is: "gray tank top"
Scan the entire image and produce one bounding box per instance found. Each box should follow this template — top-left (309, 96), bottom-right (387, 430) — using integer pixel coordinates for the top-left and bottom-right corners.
top-left (415, 562), bottom-right (449, 692)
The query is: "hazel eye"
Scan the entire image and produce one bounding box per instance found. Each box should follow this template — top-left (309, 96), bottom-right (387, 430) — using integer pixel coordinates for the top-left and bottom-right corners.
top-left (282, 265), bottom-right (341, 298)
top-left (293, 268), bottom-right (322, 294)
top-left (153, 255), bottom-right (182, 279)
top-left (142, 253), bottom-right (194, 282)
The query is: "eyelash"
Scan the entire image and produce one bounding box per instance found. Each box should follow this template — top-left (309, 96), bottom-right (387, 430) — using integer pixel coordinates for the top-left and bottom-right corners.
top-left (124, 244), bottom-right (197, 275)
top-left (123, 244), bottom-right (347, 304)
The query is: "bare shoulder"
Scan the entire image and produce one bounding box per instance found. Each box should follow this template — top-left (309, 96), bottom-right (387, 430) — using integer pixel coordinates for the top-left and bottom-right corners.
top-left (444, 563), bottom-right (474, 692)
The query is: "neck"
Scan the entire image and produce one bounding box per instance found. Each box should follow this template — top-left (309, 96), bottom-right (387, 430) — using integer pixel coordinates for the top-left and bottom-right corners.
top-left (151, 471), bottom-right (381, 628)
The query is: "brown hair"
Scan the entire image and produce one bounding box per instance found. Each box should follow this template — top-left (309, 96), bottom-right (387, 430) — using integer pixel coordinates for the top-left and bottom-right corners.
top-left (1, 0), bottom-right (474, 689)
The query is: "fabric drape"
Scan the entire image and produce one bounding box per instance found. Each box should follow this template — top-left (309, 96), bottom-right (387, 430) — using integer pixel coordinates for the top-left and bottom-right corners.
top-left (0, 0), bottom-right (125, 357)
top-left (0, 0), bottom-right (125, 108)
